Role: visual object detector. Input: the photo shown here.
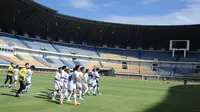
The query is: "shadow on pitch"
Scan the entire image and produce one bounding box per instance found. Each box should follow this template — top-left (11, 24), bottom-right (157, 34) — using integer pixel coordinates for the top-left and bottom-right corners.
top-left (46, 88), bottom-right (54, 91)
top-left (34, 90), bottom-right (74, 105)
top-left (10, 89), bottom-right (17, 93)
top-left (144, 85), bottom-right (200, 112)
top-left (0, 93), bottom-right (16, 97)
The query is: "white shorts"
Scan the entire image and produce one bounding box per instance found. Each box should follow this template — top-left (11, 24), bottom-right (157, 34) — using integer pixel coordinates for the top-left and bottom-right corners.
top-left (76, 82), bottom-right (82, 89)
top-left (91, 80), bottom-right (97, 87)
top-left (89, 79), bottom-right (92, 85)
top-left (54, 80), bottom-right (62, 90)
top-left (14, 75), bottom-right (18, 81)
top-left (72, 84), bottom-right (77, 90)
top-left (82, 83), bottom-right (88, 90)
top-left (63, 82), bottom-right (68, 89)
top-left (68, 81), bottom-right (74, 91)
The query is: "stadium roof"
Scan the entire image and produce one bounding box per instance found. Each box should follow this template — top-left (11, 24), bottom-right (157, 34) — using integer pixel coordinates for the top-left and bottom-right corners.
top-left (0, 0), bottom-right (200, 50)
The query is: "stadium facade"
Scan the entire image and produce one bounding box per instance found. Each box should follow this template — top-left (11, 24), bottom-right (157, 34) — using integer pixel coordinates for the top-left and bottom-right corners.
top-left (0, 0), bottom-right (200, 79)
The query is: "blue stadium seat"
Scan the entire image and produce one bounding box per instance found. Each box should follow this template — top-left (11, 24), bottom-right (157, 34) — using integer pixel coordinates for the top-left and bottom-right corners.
top-left (0, 58), bottom-right (10, 64)
top-left (53, 43), bottom-right (98, 56)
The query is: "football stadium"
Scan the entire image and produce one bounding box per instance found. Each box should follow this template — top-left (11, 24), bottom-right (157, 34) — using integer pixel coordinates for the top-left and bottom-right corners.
top-left (0, 0), bottom-right (200, 112)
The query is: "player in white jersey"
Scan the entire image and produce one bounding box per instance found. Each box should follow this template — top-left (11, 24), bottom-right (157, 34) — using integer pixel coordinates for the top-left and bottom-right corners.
top-left (71, 65), bottom-right (81, 105)
top-left (13, 65), bottom-right (19, 88)
top-left (48, 67), bottom-right (63, 103)
top-left (89, 69), bottom-right (95, 86)
top-left (82, 69), bottom-right (89, 96)
top-left (95, 68), bottom-right (101, 95)
top-left (88, 69), bottom-right (97, 95)
top-left (60, 67), bottom-right (70, 104)
top-left (77, 67), bottom-right (84, 100)
top-left (24, 65), bottom-right (35, 93)
top-left (66, 70), bottom-right (74, 102)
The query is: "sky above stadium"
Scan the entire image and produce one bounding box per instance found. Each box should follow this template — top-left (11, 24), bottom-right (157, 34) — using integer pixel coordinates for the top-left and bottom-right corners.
top-left (34, 0), bottom-right (200, 25)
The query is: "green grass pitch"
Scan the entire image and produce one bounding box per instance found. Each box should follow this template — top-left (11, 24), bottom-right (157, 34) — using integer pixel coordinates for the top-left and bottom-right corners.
top-left (0, 72), bottom-right (200, 112)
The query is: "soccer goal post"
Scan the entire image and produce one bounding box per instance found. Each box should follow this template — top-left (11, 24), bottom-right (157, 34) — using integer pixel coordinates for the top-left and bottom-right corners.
top-left (142, 74), bottom-right (160, 81)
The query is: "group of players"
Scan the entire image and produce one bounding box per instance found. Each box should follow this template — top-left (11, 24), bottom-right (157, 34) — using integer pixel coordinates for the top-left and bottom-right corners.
top-left (3, 62), bottom-right (101, 105)
top-left (48, 65), bottom-right (101, 105)
top-left (3, 62), bottom-right (35, 97)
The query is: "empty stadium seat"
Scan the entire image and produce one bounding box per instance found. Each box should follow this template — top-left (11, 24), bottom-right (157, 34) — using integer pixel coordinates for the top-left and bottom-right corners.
top-left (1, 36), bottom-right (27, 48)
top-left (97, 47), bottom-right (139, 58)
top-left (0, 58), bottom-right (10, 64)
top-left (86, 61), bottom-right (101, 70)
top-left (141, 51), bottom-right (172, 61)
top-left (53, 43), bottom-right (98, 56)
top-left (19, 37), bottom-right (57, 52)
top-left (4, 55), bottom-right (47, 67)
top-left (60, 58), bottom-right (76, 68)
top-left (43, 57), bottom-right (64, 67)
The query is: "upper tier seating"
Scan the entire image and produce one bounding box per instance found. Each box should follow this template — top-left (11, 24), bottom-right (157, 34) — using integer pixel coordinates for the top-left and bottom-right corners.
top-left (1, 36), bottom-right (27, 48)
top-left (53, 43), bottom-right (98, 56)
top-left (0, 39), bottom-right (8, 45)
top-left (0, 57), bottom-right (10, 64)
top-left (187, 52), bottom-right (200, 59)
top-left (97, 48), bottom-right (139, 59)
top-left (141, 51), bottom-right (173, 61)
top-left (19, 38), bottom-right (57, 52)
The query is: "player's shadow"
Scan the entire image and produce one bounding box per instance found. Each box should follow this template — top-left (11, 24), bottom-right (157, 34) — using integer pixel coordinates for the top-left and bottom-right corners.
top-left (0, 93), bottom-right (16, 97)
top-left (144, 85), bottom-right (200, 112)
top-left (10, 89), bottom-right (17, 93)
top-left (46, 88), bottom-right (54, 91)
top-left (34, 90), bottom-right (74, 105)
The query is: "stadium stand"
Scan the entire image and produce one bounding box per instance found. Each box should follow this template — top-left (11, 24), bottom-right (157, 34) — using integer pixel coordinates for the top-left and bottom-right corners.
top-left (1, 34), bottom-right (199, 75)
top-left (141, 51), bottom-right (173, 61)
top-left (0, 39), bottom-right (8, 45)
top-left (19, 37), bottom-right (57, 52)
top-left (53, 43), bottom-right (98, 56)
top-left (32, 56), bottom-right (51, 67)
top-left (86, 61), bottom-right (101, 70)
top-left (98, 48), bottom-right (139, 59)
top-left (0, 58), bottom-right (10, 64)
top-left (1, 55), bottom-right (46, 67)
top-left (60, 58), bottom-right (76, 68)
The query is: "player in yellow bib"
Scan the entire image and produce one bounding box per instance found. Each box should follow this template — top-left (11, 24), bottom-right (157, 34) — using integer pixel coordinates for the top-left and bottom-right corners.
top-left (16, 63), bottom-right (29, 97)
top-left (4, 62), bottom-right (14, 88)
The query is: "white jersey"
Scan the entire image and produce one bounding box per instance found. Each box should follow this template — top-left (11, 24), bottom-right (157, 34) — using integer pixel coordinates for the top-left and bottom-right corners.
top-left (14, 68), bottom-right (19, 80)
top-left (72, 71), bottom-right (81, 84)
top-left (14, 68), bottom-right (19, 76)
top-left (61, 71), bottom-right (70, 84)
top-left (91, 71), bottom-right (97, 81)
top-left (95, 71), bottom-right (100, 81)
top-left (54, 71), bottom-right (62, 90)
top-left (26, 69), bottom-right (33, 84)
top-left (55, 72), bottom-right (62, 81)
top-left (89, 71), bottom-right (97, 86)
top-left (83, 73), bottom-right (89, 83)
top-left (79, 72), bottom-right (84, 82)
top-left (68, 73), bottom-right (74, 90)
